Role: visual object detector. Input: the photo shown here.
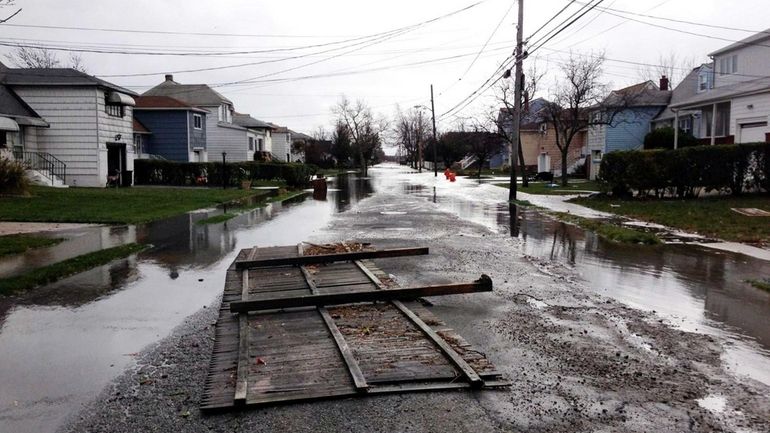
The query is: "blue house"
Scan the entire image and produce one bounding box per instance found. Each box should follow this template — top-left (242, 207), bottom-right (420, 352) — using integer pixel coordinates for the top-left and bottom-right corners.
top-left (134, 95), bottom-right (209, 162)
top-left (587, 79), bottom-right (672, 179)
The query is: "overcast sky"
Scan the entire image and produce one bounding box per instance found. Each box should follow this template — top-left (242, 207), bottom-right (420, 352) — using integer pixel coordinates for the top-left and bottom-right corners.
top-left (1, 0), bottom-right (768, 145)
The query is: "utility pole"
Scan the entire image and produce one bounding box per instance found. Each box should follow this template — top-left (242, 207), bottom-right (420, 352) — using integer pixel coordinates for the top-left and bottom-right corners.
top-left (509, 0), bottom-right (524, 202)
top-left (417, 109), bottom-right (423, 173)
top-left (430, 84), bottom-right (438, 177)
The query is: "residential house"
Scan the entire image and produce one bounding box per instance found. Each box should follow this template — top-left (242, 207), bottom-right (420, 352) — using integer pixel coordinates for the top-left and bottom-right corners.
top-left (668, 29), bottom-right (770, 145)
top-left (133, 95), bottom-right (209, 162)
top-left (143, 75), bottom-right (250, 161)
top-left (288, 129), bottom-right (312, 163)
top-left (587, 79), bottom-right (672, 179)
top-left (270, 124), bottom-right (293, 162)
top-left (0, 62), bottom-right (138, 187)
top-left (652, 66), bottom-right (713, 139)
top-left (0, 83), bottom-right (49, 161)
top-left (232, 113), bottom-right (274, 161)
top-left (496, 98), bottom-right (587, 176)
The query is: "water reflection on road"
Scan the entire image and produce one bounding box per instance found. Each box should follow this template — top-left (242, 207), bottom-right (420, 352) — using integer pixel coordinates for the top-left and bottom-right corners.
top-left (394, 167), bottom-right (770, 387)
top-left (0, 175), bottom-right (373, 433)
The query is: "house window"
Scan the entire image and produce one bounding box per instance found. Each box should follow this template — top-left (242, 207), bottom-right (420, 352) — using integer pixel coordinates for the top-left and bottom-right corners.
top-left (678, 117), bottom-right (692, 134)
top-left (698, 74), bottom-right (708, 91)
top-left (258, 138), bottom-right (264, 151)
top-left (719, 55), bottom-right (738, 76)
top-left (133, 134), bottom-right (142, 155)
top-left (217, 105), bottom-right (223, 122)
top-left (248, 137), bottom-right (254, 151)
top-left (193, 114), bottom-right (202, 129)
top-left (591, 149), bottom-right (602, 163)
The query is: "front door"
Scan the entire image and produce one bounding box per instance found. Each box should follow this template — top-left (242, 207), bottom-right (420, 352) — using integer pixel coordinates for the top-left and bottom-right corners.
top-left (538, 153), bottom-right (551, 173)
top-left (107, 143), bottom-right (126, 185)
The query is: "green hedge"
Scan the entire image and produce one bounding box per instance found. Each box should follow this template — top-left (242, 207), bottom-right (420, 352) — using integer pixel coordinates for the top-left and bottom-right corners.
top-left (134, 160), bottom-right (317, 188)
top-left (598, 143), bottom-right (770, 197)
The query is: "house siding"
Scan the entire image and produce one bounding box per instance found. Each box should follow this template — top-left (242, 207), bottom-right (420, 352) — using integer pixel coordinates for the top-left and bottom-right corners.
top-left (731, 93), bottom-right (770, 142)
top-left (714, 43), bottom-right (770, 88)
top-left (188, 112), bottom-right (206, 150)
top-left (13, 86), bottom-right (101, 187)
top-left (134, 110), bottom-right (190, 161)
top-left (605, 107), bottom-right (661, 153)
top-left (96, 90), bottom-right (135, 183)
top-left (201, 107), bottom-right (248, 162)
top-left (272, 132), bottom-right (291, 162)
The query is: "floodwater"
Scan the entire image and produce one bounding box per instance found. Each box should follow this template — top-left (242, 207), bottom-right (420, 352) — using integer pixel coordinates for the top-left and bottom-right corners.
top-left (0, 175), bottom-right (374, 433)
top-left (388, 165), bottom-right (770, 388)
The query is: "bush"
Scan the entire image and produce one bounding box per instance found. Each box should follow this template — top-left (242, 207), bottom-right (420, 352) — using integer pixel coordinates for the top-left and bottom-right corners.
top-left (598, 143), bottom-right (770, 197)
top-left (134, 160), bottom-right (317, 188)
top-left (644, 126), bottom-right (699, 149)
top-left (0, 157), bottom-right (29, 195)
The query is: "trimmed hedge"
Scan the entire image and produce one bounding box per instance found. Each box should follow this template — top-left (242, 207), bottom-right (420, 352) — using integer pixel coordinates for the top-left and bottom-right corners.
top-left (134, 159), bottom-right (317, 188)
top-left (598, 143), bottom-right (770, 197)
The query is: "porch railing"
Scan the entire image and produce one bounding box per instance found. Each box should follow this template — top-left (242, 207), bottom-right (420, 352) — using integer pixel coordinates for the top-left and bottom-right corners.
top-left (12, 150), bottom-right (67, 185)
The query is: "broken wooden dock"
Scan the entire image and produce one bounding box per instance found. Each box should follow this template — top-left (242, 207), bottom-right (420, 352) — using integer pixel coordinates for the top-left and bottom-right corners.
top-left (201, 243), bottom-right (508, 411)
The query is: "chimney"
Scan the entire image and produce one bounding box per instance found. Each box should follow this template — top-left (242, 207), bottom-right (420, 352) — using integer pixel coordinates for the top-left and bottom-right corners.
top-left (165, 74), bottom-right (174, 82)
top-left (659, 75), bottom-right (669, 91)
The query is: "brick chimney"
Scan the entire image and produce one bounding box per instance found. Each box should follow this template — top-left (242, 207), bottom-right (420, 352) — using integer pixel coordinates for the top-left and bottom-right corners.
top-left (659, 75), bottom-right (669, 91)
top-left (165, 74), bottom-right (174, 82)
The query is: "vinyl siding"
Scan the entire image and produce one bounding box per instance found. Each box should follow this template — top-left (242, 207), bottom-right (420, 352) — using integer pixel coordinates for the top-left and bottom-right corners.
top-left (96, 89), bottom-right (135, 183)
top-left (14, 86), bottom-right (100, 186)
top-left (605, 107), bottom-right (661, 153)
top-left (134, 110), bottom-right (190, 161)
top-left (714, 42), bottom-right (770, 88)
top-left (272, 132), bottom-right (290, 162)
top-left (201, 106), bottom-right (249, 161)
top-left (188, 112), bottom-right (206, 150)
top-left (731, 93), bottom-right (770, 142)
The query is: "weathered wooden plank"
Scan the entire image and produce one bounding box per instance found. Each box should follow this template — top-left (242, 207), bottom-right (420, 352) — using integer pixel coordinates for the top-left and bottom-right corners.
top-left (230, 275), bottom-right (493, 312)
top-left (234, 268), bottom-right (251, 404)
top-left (354, 260), bottom-right (387, 289)
top-left (391, 300), bottom-right (484, 388)
top-left (318, 307), bottom-right (369, 392)
top-left (236, 247), bottom-right (429, 269)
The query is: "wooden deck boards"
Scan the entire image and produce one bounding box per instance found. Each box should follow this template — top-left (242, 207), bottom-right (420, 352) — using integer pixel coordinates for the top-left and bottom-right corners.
top-left (201, 244), bottom-right (508, 412)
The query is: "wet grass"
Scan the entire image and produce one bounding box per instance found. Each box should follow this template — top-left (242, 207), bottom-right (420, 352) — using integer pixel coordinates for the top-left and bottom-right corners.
top-left (571, 194), bottom-right (770, 244)
top-left (0, 243), bottom-right (148, 295)
top-left (0, 186), bottom-right (262, 224)
top-left (0, 234), bottom-right (63, 257)
top-left (495, 181), bottom-right (602, 195)
top-left (196, 213), bottom-right (237, 225)
top-left (553, 212), bottom-right (662, 245)
top-left (747, 279), bottom-right (770, 292)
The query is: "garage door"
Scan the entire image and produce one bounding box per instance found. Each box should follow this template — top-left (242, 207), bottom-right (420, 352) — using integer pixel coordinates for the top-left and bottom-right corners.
top-left (739, 121), bottom-right (768, 143)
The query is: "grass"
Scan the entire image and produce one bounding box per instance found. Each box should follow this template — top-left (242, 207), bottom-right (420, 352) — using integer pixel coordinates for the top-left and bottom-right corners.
top-left (0, 186), bottom-right (262, 224)
top-left (571, 194), bottom-right (770, 244)
top-left (0, 234), bottom-right (63, 257)
top-left (747, 279), bottom-right (770, 292)
top-left (0, 243), bottom-right (148, 295)
top-left (495, 180), bottom-right (602, 195)
top-left (553, 212), bottom-right (662, 245)
top-left (196, 213), bottom-right (237, 225)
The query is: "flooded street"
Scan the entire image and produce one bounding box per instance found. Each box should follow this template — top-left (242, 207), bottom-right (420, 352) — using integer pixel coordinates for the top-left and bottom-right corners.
top-left (2, 165), bottom-right (769, 433)
top-left (391, 167), bottom-right (770, 387)
top-left (0, 177), bottom-right (373, 433)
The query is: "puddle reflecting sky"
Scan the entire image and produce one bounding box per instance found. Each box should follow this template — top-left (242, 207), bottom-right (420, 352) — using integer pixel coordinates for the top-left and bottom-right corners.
top-left (0, 175), bottom-right (374, 433)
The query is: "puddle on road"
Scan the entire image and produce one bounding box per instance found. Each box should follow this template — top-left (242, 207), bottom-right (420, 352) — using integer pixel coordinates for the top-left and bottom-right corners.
top-left (697, 394), bottom-right (728, 413)
top-left (397, 169), bottom-right (770, 387)
top-left (0, 174), bottom-right (374, 433)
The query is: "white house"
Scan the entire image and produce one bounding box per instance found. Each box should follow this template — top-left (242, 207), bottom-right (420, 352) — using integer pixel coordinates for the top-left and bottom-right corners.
top-left (0, 62), bottom-right (137, 187)
top-left (233, 113), bottom-right (274, 161)
top-left (143, 75), bottom-right (252, 162)
top-left (669, 29), bottom-right (770, 145)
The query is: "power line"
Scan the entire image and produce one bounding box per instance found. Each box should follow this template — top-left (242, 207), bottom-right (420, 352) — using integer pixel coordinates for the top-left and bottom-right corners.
top-left (528, 0), bottom-right (605, 56)
top-left (526, 0), bottom-right (601, 51)
top-left (525, 0), bottom-right (577, 42)
top-left (457, 1), bottom-right (515, 81)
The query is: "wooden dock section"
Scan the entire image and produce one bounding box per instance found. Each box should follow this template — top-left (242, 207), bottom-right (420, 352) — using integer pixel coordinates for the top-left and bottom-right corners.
top-left (201, 244), bottom-right (508, 411)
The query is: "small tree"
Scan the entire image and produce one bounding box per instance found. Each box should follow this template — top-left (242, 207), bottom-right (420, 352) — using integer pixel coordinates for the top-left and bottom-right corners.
top-left (5, 47), bottom-right (88, 72)
top-left (542, 52), bottom-right (637, 186)
top-left (394, 106), bottom-right (431, 169)
top-left (332, 96), bottom-right (386, 177)
top-left (330, 121), bottom-right (352, 168)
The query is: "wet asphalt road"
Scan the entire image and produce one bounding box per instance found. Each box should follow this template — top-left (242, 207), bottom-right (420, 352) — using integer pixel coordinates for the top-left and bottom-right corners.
top-left (62, 166), bottom-right (770, 433)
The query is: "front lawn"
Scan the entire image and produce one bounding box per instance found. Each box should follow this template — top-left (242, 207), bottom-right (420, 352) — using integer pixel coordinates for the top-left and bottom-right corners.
top-left (571, 194), bottom-right (770, 244)
top-left (0, 186), bottom-right (263, 224)
top-left (495, 180), bottom-right (601, 195)
top-left (0, 234), bottom-right (63, 257)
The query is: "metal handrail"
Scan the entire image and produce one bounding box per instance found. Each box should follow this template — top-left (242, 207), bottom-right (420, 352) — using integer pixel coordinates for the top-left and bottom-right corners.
top-left (12, 150), bottom-right (67, 185)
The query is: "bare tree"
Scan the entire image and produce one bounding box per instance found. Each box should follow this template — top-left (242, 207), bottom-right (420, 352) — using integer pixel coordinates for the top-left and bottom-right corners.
top-left (542, 51), bottom-right (637, 186)
top-left (637, 52), bottom-right (697, 89)
top-left (332, 96), bottom-right (386, 177)
top-left (394, 106), bottom-right (431, 170)
top-left (5, 47), bottom-right (88, 72)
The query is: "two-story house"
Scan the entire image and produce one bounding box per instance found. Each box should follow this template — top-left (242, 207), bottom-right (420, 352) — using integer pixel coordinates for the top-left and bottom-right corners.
top-left (233, 113), bottom-right (274, 161)
top-left (0, 61), bottom-right (138, 187)
top-left (668, 29), bottom-right (770, 145)
top-left (143, 75), bottom-right (251, 161)
top-left (652, 65), bottom-right (714, 139)
top-left (133, 95), bottom-right (209, 162)
top-left (587, 79), bottom-right (672, 179)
